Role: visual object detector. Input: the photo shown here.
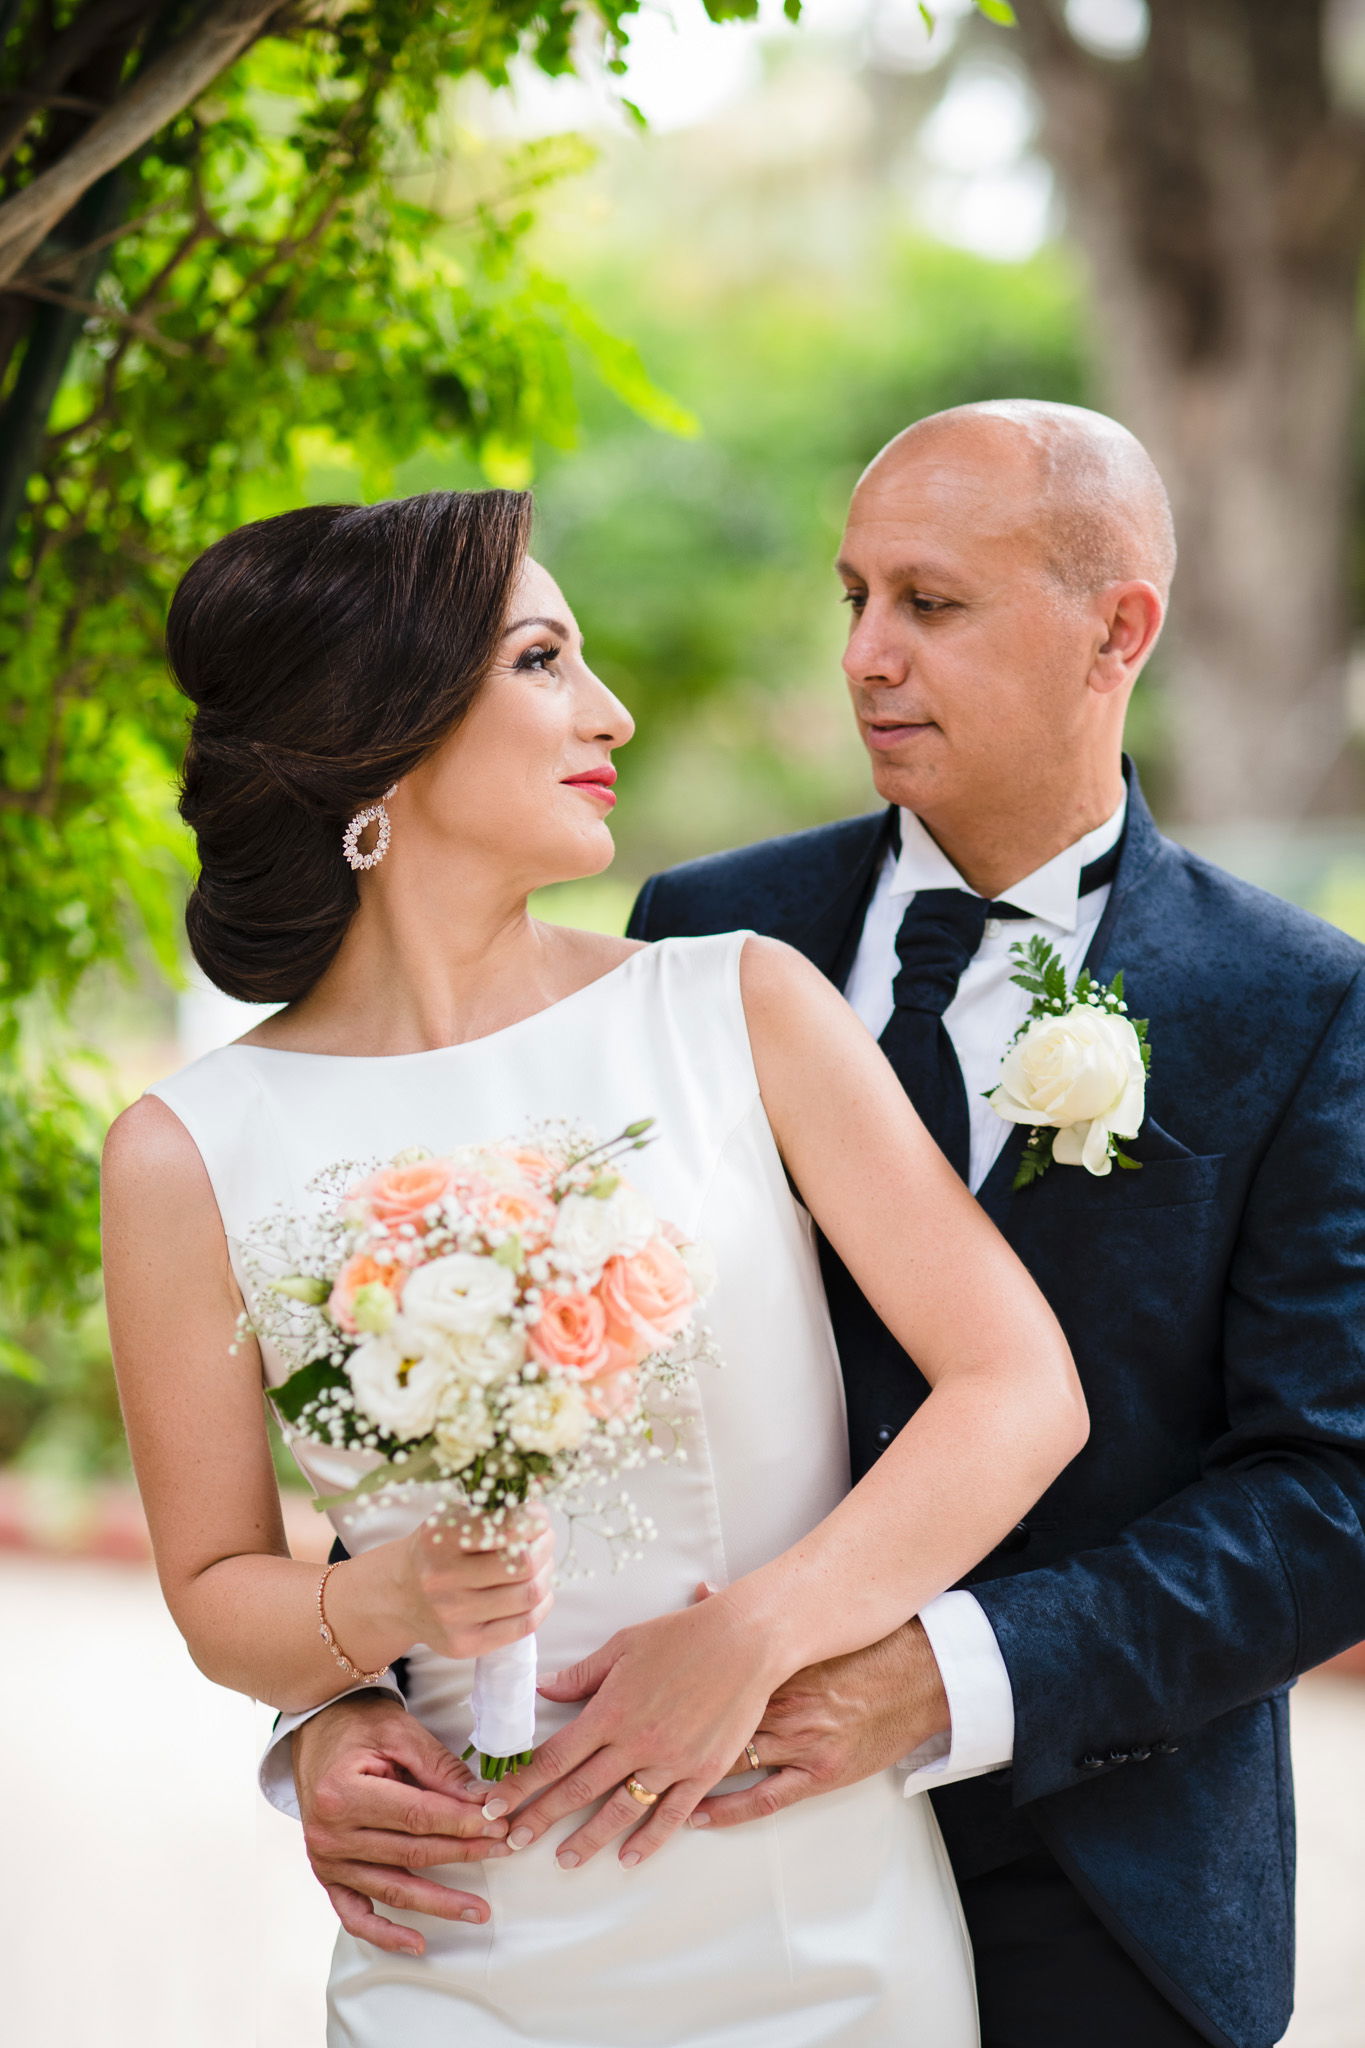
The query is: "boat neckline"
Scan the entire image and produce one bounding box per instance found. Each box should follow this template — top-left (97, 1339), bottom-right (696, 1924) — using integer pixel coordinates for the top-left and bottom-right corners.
top-left (225, 942), bottom-right (656, 1063)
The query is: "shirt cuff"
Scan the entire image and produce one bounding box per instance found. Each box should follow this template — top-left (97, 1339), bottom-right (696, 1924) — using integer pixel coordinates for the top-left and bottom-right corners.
top-left (258, 1675), bottom-right (405, 1820)
top-left (900, 1590), bottom-right (1015, 1797)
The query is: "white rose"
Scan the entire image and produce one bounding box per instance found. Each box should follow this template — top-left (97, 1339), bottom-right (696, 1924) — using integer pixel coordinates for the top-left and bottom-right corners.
top-left (348, 1330), bottom-right (444, 1441)
top-left (989, 1003), bottom-right (1146, 1178)
top-left (402, 1252), bottom-right (516, 1339)
top-left (503, 1378), bottom-right (592, 1456)
top-left (552, 1185), bottom-right (656, 1276)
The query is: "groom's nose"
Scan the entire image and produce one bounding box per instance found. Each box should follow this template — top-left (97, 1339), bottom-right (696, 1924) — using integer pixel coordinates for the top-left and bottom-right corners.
top-left (842, 603), bottom-right (911, 689)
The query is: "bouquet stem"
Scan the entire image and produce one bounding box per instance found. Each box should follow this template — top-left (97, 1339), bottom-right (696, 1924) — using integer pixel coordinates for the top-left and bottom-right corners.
top-left (462, 1745), bottom-right (535, 1781)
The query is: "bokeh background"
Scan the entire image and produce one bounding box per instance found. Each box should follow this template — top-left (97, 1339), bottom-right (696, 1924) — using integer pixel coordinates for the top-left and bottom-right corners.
top-left (2, 2), bottom-right (1363, 2042)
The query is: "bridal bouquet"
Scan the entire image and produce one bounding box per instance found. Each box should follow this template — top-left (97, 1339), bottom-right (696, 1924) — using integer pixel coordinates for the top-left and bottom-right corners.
top-left (238, 1119), bottom-right (717, 1777)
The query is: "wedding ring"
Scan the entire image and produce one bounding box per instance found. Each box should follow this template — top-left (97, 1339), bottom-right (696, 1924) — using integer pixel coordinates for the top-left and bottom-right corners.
top-left (624, 1775), bottom-right (660, 1807)
top-left (744, 1741), bottom-right (762, 1771)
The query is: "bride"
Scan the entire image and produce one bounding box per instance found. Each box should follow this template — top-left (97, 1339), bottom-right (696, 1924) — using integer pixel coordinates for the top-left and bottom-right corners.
top-left (102, 488), bottom-right (1086, 2046)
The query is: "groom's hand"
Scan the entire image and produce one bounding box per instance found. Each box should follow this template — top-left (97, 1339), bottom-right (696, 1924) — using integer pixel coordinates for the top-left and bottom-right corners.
top-left (291, 1693), bottom-right (510, 1956)
top-left (691, 1619), bottom-right (950, 1829)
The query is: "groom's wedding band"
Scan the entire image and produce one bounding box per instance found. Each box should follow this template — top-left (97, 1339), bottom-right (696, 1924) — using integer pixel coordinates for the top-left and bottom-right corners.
top-left (745, 1742), bottom-right (762, 1771)
top-left (625, 1776), bottom-right (660, 1806)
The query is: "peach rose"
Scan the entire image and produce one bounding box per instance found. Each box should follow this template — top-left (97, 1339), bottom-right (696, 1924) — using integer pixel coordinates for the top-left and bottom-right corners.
top-left (468, 1180), bottom-right (556, 1249)
top-left (584, 1368), bottom-right (641, 1421)
top-left (504, 1146), bottom-right (560, 1189)
top-left (328, 1252), bottom-right (407, 1333)
top-left (598, 1237), bottom-right (695, 1363)
top-left (528, 1290), bottom-right (613, 1379)
top-left (347, 1160), bottom-right (457, 1231)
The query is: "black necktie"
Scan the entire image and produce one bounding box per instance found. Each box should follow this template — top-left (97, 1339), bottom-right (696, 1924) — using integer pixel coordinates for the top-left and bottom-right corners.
top-left (877, 840), bottom-right (1124, 1181)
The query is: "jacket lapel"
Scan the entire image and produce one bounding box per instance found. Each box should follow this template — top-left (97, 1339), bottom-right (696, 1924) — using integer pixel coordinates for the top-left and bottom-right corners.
top-left (976, 760), bottom-right (1167, 1227)
top-left (783, 807), bottom-right (897, 983)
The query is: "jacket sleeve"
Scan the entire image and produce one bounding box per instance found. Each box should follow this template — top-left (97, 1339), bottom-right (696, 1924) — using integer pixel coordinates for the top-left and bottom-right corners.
top-left (973, 965), bottom-right (1365, 1806)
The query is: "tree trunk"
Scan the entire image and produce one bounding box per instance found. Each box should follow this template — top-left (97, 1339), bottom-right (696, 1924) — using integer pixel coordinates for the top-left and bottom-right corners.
top-left (1014, 0), bottom-right (1365, 824)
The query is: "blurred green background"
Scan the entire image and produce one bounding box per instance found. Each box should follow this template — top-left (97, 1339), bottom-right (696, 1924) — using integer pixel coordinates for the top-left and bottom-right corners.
top-left (4, 0), bottom-right (1365, 1493)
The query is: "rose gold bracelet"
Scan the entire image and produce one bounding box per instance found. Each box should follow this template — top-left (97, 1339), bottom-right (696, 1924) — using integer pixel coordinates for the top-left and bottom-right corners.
top-left (317, 1560), bottom-right (389, 1686)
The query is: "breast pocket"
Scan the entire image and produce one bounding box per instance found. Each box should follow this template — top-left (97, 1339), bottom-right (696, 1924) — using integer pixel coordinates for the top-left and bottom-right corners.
top-left (1037, 1148), bottom-right (1226, 1213)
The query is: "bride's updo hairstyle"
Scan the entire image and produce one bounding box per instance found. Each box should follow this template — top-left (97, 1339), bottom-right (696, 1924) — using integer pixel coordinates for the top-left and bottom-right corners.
top-left (168, 488), bottom-right (533, 1005)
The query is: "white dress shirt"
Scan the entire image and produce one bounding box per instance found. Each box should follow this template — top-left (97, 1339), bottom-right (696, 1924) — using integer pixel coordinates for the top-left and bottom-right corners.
top-left (259, 795), bottom-right (1127, 1817)
top-left (844, 792), bottom-right (1127, 1794)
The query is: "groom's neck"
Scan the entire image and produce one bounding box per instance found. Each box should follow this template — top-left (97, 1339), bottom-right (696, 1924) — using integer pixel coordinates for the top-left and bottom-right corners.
top-left (912, 763), bottom-right (1126, 901)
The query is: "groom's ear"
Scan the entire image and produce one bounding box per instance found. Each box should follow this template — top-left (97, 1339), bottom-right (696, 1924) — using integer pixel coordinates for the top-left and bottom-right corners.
top-left (1090, 580), bottom-right (1165, 696)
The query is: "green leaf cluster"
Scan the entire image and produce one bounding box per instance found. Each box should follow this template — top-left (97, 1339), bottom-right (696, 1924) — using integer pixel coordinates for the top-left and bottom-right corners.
top-left (0, 1), bottom-right (698, 1404)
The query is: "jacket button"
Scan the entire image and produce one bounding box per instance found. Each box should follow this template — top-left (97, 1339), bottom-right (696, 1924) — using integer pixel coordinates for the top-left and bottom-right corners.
top-left (996, 1521), bottom-right (1030, 1555)
top-left (1129, 1746), bottom-right (1151, 1762)
top-left (874, 1424), bottom-right (895, 1447)
top-left (1153, 1738), bottom-right (1180, 1756)
top-left (1108, 1750), bottom-right (1131, 1765)
top-left (1079, 1754), bottom-right (1106, 1771)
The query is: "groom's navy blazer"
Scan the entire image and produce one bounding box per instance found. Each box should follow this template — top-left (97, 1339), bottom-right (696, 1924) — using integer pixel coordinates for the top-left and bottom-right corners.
top-left (627, 766), bottom-right (1365, 2048)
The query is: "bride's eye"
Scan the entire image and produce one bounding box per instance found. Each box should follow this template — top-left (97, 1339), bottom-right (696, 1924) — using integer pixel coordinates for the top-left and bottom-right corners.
top-left (516, 642), bottom-right (562, 672)
top-left (840, 590), bottom-right (867, 612)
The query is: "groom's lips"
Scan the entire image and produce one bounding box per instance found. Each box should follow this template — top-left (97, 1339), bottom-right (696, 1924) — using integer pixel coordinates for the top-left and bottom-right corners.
top-left (862, 719), bottom-right (937, 751)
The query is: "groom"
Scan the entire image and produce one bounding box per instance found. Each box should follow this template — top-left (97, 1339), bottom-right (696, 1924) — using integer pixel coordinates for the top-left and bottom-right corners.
top-left (277, 403), bottom-right (1365, 2048)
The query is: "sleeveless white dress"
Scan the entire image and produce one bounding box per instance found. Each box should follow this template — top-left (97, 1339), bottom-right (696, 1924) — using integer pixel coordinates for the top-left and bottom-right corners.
top-left (149, 931), bottom-right (978, 2048)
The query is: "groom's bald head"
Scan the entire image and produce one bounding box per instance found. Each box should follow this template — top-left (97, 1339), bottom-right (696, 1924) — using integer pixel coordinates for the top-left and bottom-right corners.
top-left (856, 401), bottom-right (1176, 603)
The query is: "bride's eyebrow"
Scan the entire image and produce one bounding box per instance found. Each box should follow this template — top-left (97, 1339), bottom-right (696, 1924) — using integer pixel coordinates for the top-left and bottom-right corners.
top-left (503, 614), bottom-right (572, 639)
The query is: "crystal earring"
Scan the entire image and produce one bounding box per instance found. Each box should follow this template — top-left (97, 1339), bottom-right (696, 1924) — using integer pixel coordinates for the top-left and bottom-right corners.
top-left (341, 783), bottom-right (398, 871)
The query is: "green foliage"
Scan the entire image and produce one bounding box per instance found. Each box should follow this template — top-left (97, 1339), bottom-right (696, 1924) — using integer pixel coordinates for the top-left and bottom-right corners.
top-left (0, 1), bottom-right (703, 1402)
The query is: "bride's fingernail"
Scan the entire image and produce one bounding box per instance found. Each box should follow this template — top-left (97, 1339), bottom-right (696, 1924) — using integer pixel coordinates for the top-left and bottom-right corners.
top-left (509, 1827), bottom-right (534, 1849)
top-left (689, 1811), bottom-right (712, 1828)
top-left (459, 1909), bottom-right (483, 1924)
top-left (482, 1798), bottom-right (508, 1820)
top-left (620, 1850), bottom-right (641, 1868)
top-left (557, 1850), bottom-right (580, 1869)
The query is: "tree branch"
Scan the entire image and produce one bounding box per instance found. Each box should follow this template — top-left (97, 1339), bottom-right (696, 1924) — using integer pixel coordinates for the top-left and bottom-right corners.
top-left (4, 274), bottom-right (190, 350)
top-left (0, 0), bottom-right (283, 285)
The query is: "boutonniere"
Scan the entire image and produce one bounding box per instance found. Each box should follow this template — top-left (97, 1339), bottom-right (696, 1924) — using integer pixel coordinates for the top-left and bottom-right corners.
top-left (987, 937), bottom-right (1151, 1191)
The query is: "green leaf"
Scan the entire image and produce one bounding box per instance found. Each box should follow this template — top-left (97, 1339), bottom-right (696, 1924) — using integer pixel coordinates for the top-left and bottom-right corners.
top-left (919, 2), bottom-right (935, 29)
top-left (975, 0), bottom-right (1017, 23)
top-left (272, 1357), bottom-right (350, 1427)
top-left (1011, 1131), bottom-right (1055, 1191)
top-left (1112, 1147), bottom-right (1143, 1171)
top-left (492, 1234), bottom-right (524, 1268)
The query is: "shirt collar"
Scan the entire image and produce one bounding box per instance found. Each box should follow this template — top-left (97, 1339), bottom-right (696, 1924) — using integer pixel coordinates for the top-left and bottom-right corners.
top-left (888, 789), bottom-right (1128, 935)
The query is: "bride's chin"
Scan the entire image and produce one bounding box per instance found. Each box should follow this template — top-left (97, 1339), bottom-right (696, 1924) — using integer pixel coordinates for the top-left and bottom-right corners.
top-left (532, 827), bottom-right (618, 891)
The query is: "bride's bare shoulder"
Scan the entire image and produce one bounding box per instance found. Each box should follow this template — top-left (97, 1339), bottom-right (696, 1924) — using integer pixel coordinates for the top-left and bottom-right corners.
top-left (102, 1094), bottom-right (212, 1211)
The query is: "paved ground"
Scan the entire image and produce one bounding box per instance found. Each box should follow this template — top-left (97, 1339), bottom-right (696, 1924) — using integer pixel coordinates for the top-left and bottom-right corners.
top-left (5, 1553), bottom-right (1363, 2047)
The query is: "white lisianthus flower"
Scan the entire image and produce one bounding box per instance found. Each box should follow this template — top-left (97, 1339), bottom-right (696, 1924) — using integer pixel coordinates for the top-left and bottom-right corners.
top-left (989, 1003), bottom-right (1146, 1177)
top-left (677, 1238), bottom-right (718, 1301)
top-left (552, 1185), bottom-right (656, 1277)
top-left (348, 1331), bottom-right (444, 1441)
top-left (504, 1378), bottom-right (591, 1456)
top-left (402, 1252), bottom-right (517, 1339)
top-left (446, 1322), bottom-right (528, 1387)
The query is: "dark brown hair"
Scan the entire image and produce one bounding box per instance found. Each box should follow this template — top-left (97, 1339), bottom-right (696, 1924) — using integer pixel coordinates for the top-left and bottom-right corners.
top-left (168, 489), bottom-right (533, 1004)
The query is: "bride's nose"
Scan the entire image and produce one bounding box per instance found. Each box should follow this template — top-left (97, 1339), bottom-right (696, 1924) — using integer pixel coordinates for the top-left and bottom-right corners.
top-left (581, 667), bottom-right (635, 747)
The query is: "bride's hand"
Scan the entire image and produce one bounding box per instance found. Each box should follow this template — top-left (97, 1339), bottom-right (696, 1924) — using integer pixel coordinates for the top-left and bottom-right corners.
top-left (393, 1503), bottom-right (556, 1659)
top-left (466, 1590), bottom-right (781, 1868)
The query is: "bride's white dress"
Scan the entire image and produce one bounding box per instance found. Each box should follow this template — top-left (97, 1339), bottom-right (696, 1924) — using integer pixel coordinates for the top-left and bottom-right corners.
top-left (149, 931), bottom-right (978, 2047)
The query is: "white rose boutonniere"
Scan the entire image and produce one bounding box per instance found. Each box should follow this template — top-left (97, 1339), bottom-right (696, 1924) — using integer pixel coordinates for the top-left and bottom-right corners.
top-left (988, 936), bottom-right (1151, 1190)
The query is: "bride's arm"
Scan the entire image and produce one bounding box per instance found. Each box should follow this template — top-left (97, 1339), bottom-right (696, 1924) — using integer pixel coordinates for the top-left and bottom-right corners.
top-left (102, 1096), bottom-right (555, 1716)
top-left (713, 935), bottom-right (1086, 1666)
top-left (484, 935), bottom-right (1085, 1861)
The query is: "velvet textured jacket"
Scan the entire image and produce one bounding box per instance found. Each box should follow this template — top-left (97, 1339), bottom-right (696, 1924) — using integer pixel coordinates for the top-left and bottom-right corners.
top-left (625, 767), bottom-right (1365, 2048)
